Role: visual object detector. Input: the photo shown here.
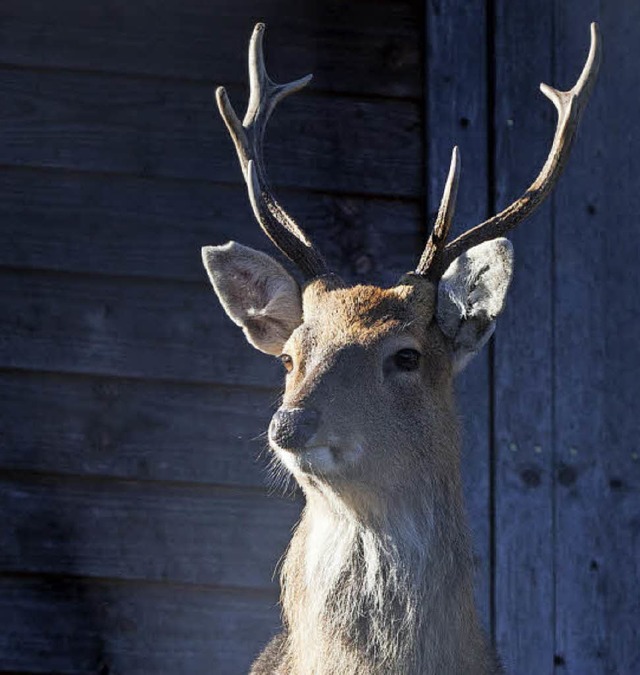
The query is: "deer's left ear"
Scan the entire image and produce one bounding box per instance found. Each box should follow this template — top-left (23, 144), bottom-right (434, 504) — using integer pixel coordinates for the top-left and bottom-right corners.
top-left (202, 241), bottom-right (302, 355)
top-left (436, 238), bottom-right (513, 373)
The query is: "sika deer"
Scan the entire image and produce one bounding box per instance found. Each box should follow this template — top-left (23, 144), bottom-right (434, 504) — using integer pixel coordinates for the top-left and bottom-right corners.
top-left (202, 23), bottom-right (600, 675)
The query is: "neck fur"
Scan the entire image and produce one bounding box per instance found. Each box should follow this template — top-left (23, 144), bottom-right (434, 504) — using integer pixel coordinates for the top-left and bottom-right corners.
top-left (279, 472), bottom-right (495, 674)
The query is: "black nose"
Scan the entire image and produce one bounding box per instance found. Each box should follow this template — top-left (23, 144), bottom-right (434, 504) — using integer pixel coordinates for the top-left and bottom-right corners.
top-left (269, 407), bottom-right (320, 451)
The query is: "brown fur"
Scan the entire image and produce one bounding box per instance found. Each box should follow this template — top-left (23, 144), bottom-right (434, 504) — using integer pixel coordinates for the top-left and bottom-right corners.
top-left (252, 276), bottom-right (501, 674)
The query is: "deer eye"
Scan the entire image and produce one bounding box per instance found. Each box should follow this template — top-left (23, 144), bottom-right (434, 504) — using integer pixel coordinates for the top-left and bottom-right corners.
top-left (279, 354), bottom-right (294, 373)
top-left (393, 348), bottom-right (421, 372)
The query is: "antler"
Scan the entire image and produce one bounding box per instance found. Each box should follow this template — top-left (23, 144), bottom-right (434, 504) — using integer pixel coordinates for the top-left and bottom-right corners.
top-left (416, 146), bottom-right (460, 275)
top-left (216, 23), bottom-right (328, 279)
top-left (418, 22), bottom-right (602, 280)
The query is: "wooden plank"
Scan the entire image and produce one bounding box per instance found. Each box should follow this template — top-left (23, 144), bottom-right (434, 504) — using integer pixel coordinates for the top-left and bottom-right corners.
top-left (0, 0), bottom-right (421, 99)
top-left (0, 168), bottom-right (421, 284)
top-left (0, 474), bottom-right (300, 589)
top-left (553, 5), bottom-right (640, 673)
top-left (0, 70), bottom-right (421, 198)
top-left (426, 0), bottom-right (492, 632)
top-left (0, 269), bottom-right (282, 386)
top-left (0, 576), bottom-right (279, 674)
top-left (0, 371), bottom-right (279, 489)
top-left (492, 1), bottom-right (555, 672)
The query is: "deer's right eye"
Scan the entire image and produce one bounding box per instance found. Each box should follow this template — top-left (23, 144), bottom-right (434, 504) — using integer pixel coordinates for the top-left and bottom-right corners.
top-left (393, 348), bottom-right (421, 372)
top-left (279, 354), bottom-right (294, 373)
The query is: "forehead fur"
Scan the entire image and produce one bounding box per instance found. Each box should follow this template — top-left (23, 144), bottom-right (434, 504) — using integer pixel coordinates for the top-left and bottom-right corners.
top-left (301, 275), bottom-right (436, 344)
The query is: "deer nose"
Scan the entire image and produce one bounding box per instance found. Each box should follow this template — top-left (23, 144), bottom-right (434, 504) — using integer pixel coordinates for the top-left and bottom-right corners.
top-left (269, 407), bottom-right (320, 451)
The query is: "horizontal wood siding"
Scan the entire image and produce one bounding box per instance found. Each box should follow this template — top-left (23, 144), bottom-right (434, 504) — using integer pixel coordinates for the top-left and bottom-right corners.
top-left (0, 168), bottom-right (421, 283)
top-left (0, 371), bottom-right (276, 487)
top-left (0, 474), bottom-right (299, 588)
top-left (1, 269), bottom-right (282, 387)
top-left (0, 0), bottom-right (421, 97)
top-left (0, 1), bottom-right (424, 672)
top-left (0, 70), bottom-right (421, 196)
top-left (0, 577), bottom-right (279, 674)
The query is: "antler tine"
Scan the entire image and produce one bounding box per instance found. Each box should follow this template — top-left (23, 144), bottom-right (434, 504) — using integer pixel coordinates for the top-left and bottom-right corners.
top-left (215, 23), bottom-right (328, 280)
top-left (416, 146), bottom-right (460, 277)
top-left (427, 22), bottom-right (602, 280)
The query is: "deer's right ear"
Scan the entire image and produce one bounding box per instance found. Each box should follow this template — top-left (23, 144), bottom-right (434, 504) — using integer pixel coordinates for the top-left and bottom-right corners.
top-left (436, 238), bottom-right (513, 373)
top-left (202, 242), bottom-right (302, 355)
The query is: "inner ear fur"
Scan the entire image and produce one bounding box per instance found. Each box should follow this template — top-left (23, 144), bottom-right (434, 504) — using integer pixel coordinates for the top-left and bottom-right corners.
top-left (436, 238), bottom-right (514, 373)
top-left (202, 241), bottom-right (302, 355)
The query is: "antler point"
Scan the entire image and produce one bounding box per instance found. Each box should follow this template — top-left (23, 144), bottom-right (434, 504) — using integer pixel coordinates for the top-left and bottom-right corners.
top-left (450, 146), bottom-right (460, 174)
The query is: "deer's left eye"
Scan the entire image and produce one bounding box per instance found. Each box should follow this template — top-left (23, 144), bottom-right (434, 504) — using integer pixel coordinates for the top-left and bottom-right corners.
top-left (279, 354), bottom-right (294, 373)
top-left (393, 348), bottom-right (421, 372)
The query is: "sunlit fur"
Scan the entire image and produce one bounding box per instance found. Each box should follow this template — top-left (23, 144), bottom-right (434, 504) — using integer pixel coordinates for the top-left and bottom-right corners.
top-left (251, 275), bottom-right (501, 674)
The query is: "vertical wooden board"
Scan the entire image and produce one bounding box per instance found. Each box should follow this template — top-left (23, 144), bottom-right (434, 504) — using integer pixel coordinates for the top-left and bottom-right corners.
top-left (553, 4), bottom-right (640, 673)
top-left (0, 577), bottom-right (280, 674)
top-left (493, 1), bottom-right (555, 671)
top-left (426, 1), bottom-right (492, 629)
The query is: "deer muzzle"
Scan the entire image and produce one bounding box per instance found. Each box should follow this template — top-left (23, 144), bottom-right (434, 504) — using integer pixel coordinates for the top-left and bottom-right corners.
top-left (269, 407), bottom-right (321, 452)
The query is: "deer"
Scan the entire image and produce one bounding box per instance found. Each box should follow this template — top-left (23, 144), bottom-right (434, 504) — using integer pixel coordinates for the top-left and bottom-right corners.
top-left (201, 22), bottom-right (600, 675)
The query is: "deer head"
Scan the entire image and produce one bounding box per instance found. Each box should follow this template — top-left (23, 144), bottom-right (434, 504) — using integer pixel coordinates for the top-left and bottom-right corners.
top-left (202, 23), bottom-right (600, 512)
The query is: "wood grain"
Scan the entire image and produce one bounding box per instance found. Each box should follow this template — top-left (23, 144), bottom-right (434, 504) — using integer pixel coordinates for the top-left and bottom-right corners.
top-left (0, 474), bottom-right (301, 589)
top-left (0, 269), bottom-right (280, 386)
top-left (0, 371), bottom-right (279, 488)
top-left (0, 70), bottom-right (421, 197)
top-left (492, 1), bottom-right (555, 671)
top-left (0, 0), bottom-right (421, 98)
top-left (0, 167), bottom-right (421, 284)
top-left (0, 576), bottom-right (279, 674)
top-left (1, 1), bottom-right (638, 672)
top-left (426, 0), bottom-right (492, 632)
top-left (553, 3), bottom-right (640, 673)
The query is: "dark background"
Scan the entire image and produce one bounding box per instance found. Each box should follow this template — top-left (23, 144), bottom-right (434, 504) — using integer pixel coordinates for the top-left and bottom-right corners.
top-left (0, 1), bottom-right (638, 673)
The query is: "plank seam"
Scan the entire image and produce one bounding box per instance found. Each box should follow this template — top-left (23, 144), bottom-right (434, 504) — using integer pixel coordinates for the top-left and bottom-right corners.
top-left (0, 161), bottom-right (423, 205)
top-left (420, 0), bottom-right (430, 252)
top-left (550, 4), bottom-right (558, 670)
top-left (0, 364), bottom-right (281, 395)
top-left (0, 569), bottom-right (280, 600)
top-left (0, 60), bottom-right (421, 105)
top-left (0, 364), bottom-right (283, 398)
top-left (0, 466), bottom-right (303, 500)
top-left (486, 0), bottom-right (498, 644)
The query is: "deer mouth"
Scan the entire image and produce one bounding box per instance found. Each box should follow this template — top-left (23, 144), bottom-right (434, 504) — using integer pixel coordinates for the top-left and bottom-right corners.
top-left (273, 443), bottom-right (363, 477)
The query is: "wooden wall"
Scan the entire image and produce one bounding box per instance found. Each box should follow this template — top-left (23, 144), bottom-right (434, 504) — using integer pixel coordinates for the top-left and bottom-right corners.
top-left (0, 1), bottom-right (637, 673)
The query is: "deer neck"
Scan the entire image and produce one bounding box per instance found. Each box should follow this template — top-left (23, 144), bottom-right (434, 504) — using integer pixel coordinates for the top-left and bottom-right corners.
top-left (279, 451), bottom-right (493, 675)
